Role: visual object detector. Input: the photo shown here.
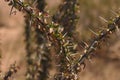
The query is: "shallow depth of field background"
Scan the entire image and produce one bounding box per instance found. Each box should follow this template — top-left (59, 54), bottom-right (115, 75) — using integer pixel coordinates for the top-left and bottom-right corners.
top-left (0, 0), bottom-right (120, 80)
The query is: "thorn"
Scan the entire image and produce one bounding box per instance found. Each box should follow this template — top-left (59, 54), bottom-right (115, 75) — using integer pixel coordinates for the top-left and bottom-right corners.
top-left (115, 25), bottom-right (120, 39)
top-left (9, 5), bottom-right (14, 15)
top-left (115, 25), bottom-right (120, 32)
top-left (55, 64), bottom-right (61, 67)
top-left (99, 16), bottom-right (108, 23)
top-left (110, 10), bottom-right (119, 17)
top-left (98, 26), bottom-right (108, 30)
top-left (66, 56), bottom-right (71, 64)
top-left (81, 41), bottom-right (89, 48)
top-left (63, 32), bottom-right (67, 38)
top-left (88, 27), bottom-right (99, 36)
top-left (20, 0), bottom-right (24, 2)
top-left (32, 0), bottom-right (37, 7)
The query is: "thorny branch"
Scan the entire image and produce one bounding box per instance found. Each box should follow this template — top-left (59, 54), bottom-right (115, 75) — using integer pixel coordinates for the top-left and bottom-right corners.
top-left (24, 0), bottom-right (51, 80)
top-left (4, 0), bottom-right (120, 80)
top-left (72, 16), bottom-right (120, 70)
top-left (3, 63), bottom-right (19, 80)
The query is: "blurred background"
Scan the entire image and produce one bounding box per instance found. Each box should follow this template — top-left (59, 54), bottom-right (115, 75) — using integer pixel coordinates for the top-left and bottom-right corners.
top-left (0, 0), bottom-right (120, 80)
